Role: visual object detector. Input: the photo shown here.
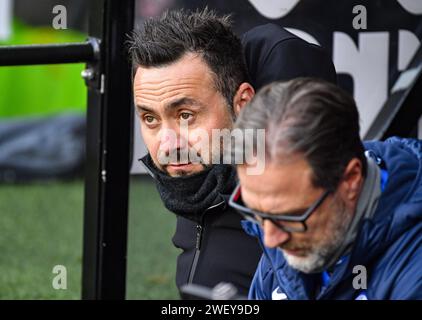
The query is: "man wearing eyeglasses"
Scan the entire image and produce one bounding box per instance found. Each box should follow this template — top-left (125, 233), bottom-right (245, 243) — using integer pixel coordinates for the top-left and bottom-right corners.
top-left (230, 78), bottom-right (422, 300)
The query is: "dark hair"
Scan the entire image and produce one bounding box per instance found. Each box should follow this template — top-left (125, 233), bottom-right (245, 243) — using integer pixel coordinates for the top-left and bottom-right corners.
top-left (127, 8), bottom-right (249, 110)
top-left (235, 78), bottom-right (367, 192)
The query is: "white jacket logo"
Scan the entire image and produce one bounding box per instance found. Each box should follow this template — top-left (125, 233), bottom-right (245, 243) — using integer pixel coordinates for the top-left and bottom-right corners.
top-left (272, 287), bottom-right (288, 300)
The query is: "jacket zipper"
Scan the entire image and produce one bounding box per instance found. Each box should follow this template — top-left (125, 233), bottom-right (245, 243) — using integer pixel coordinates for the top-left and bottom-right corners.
top-left (187, 200), bottom-right (225, 284)
top-left (139, 157), bottom-right (226, 287)
top-left (188, 224), bottom-right (203, 283)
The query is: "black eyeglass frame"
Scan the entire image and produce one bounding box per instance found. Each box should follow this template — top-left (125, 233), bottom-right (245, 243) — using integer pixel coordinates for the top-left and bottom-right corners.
top-left (228, 183), bottom-right (331, 233)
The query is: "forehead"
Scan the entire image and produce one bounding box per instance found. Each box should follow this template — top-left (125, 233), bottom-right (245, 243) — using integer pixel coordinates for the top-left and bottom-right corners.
top-left (133, 53), bottom-right (216, 104)
top-left (237, 155), bottom-right (318, 211)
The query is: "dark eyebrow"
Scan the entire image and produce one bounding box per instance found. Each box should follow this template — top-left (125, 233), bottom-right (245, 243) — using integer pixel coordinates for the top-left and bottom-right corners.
top-left (272, 208), bottom-right (308, 217)
top-left (136, 97), bottom-right (203, 115)
top-left (165, 97), bottom-right (203, 111)
top-left (136, 104), bottom-right (154, 114)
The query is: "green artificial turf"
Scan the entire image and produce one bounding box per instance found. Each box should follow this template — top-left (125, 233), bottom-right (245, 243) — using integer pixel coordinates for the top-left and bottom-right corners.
top-left (0, 177), bottom-right (179, 299)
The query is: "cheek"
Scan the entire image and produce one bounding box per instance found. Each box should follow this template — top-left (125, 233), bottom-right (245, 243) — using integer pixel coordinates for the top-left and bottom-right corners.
top-left (307, 199), bottom-right (344, 239)
top-left (187, 108), bottom-right (232, 143)
top-left (140, 125), bottom-right (160, 158)
top-left (202, 97), bottom-right (233, 129)
top-left (187, 128), bottom-right (208, 146)
top-left (197, 113), bottom-right (232, 131)
top-left (297, 206), bottom-right (332, 242)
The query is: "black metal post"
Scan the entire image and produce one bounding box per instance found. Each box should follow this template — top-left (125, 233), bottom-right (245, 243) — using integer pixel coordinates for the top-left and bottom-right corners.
top-left (81, 0), bottom-right (134, 299)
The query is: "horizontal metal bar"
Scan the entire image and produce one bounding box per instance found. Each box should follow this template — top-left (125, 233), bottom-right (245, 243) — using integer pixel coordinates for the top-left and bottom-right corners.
top-left (0, 40), bottom-right (98, 66)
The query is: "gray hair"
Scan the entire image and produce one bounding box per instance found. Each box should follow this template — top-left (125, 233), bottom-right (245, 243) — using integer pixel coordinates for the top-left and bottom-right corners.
top-left (235, 78), bottom-right (367, 191)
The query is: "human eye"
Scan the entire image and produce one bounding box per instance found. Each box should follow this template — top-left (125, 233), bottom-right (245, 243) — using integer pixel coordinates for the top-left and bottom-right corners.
top-left (275, 210), bottom-right (305, 218)
top-left (142, 114), bottom-right (159, 127)
top-left (178, 111), bottom-right (196, 125)
top-left (179, 112), bottom-right (193, 121)
top-left (284, 210), bottom-right (304, 217)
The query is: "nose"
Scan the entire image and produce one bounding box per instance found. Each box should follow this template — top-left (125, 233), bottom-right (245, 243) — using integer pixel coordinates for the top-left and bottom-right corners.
top-left (262, 220), bottom-right (290, 248)
top-left (158, 126), bottom-right (188, 154)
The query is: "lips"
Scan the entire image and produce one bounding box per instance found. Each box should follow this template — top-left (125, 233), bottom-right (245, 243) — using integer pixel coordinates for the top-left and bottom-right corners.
top-left (166, 163), bottom-right (195, 171)
top-left (282, 248), bottom-right (307, 257)
top-left (168, 163), bottom-right (191, 167)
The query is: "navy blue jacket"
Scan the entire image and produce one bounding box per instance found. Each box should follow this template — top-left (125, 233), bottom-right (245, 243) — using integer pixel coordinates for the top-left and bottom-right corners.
top-left (245, 137), bottom-right (422, 300)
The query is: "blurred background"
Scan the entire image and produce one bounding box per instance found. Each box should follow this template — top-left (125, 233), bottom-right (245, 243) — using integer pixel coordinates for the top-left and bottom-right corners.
top-left (0, 0), bottom-right (421, 299)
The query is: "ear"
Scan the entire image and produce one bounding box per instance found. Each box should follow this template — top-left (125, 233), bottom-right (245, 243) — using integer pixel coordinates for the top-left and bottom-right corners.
top-left (233, 82), bottom-right (255, 116)
top-left (337, 158), bottom-right (364, 207)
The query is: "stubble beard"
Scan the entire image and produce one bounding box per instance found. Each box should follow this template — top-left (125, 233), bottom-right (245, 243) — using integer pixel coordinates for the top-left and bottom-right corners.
top-left (282, 198), bottom-right (354, 274)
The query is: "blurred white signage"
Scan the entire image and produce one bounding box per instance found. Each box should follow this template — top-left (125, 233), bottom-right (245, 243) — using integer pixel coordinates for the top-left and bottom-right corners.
top-left (0, 0), bottom-right (12, 41)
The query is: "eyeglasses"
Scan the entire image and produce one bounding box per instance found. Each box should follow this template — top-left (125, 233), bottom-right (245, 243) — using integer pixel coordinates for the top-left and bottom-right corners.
top-left (228, 183), bottom-right (330, 233)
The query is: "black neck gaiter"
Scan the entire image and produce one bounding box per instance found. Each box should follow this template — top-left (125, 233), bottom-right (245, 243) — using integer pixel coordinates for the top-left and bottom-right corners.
top-left (140, 154), bottom-right (237, 223)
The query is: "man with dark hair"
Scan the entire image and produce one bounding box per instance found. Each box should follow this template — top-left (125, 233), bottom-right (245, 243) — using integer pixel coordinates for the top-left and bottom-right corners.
top-left (129, 9), bottom-right (260, 298)
top-left (128, 8), bottom-right (337, 298)
top-left (230, 78), bottom-right (422, 299)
